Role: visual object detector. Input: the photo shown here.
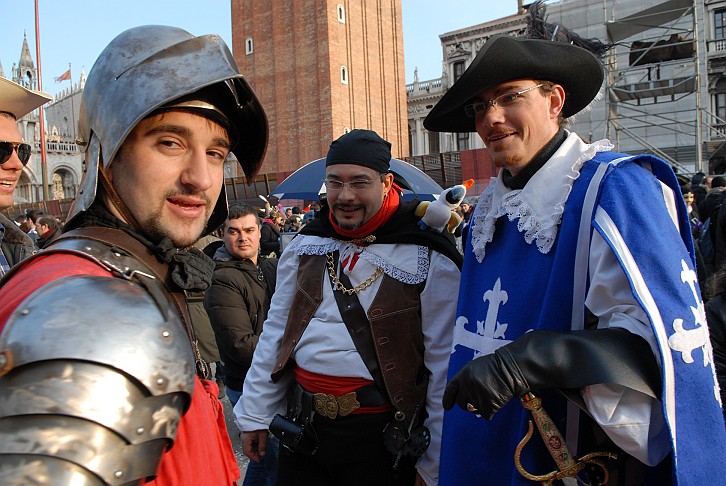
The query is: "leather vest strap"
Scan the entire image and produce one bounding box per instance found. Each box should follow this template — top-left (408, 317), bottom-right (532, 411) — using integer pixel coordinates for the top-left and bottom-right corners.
top-left (272, 252), bottom-right (427, 415)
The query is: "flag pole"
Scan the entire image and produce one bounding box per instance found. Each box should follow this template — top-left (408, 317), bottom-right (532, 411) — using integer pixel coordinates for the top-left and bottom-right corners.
top-left (34, 0), bottom-right (49, 201)
top-left (67, 64), bottom-right (76, 141)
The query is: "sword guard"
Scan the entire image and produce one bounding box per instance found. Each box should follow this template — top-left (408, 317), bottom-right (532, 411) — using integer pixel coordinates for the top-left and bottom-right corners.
top-left (514, 394), bottom-right (618, 485)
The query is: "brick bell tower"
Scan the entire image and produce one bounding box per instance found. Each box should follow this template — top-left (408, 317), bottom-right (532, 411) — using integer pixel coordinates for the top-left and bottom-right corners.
top-left (231, 0), bottom-right (409, 179)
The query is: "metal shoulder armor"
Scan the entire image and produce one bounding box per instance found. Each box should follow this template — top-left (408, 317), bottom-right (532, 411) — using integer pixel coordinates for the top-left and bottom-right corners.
top-left (0, 274), bottom-right (196, 485)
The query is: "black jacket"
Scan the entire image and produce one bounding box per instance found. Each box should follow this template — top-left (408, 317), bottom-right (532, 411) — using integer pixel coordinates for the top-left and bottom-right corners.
top-left (705, 292), bottom-right (726, 419)
top-left (260, 221), bottom-right (281, 255)
top-left (204, 246), bottom-right (277, 391)
top-left (0, 214), bottom-right (36, 269)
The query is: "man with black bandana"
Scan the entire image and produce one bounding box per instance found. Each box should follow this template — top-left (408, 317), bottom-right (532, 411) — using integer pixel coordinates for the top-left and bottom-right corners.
top-left (0, 26), bottom-right (267, 484)
top-left (234, 129), bottom-right (461, 485)
top-left (424, 2), bottom-right (726, 485)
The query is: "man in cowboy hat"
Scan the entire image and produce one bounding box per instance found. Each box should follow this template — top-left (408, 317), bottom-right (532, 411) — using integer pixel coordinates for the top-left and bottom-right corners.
top-left (235, 129), bottom-right (462, 485)
top-left (0, 25), bottom-right (267, 484)
top-left (425, 4), bottom-right (726, 484)
top-left (0, 77), bottom-right (51, 275)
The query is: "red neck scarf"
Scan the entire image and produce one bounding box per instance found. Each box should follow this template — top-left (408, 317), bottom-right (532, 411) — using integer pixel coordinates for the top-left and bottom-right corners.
top-left (328, 183), bottom-right (401, 239)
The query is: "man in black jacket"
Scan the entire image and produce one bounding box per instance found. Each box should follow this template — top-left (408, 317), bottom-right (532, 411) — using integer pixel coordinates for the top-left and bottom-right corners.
top-left (205, 203), bottom-right (279, 486)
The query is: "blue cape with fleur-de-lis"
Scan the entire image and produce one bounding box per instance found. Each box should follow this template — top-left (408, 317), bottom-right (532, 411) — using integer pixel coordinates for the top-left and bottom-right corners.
top-left (440, 150), bottom-right (726, 485)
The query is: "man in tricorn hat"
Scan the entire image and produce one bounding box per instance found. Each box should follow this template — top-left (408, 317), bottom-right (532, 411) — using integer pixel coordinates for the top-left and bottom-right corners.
top-left (0, 77), bottom-right (51, 274)
top-left (0, 25), bottom-right (267, 484)
top-left (425, 2), bottom-right (726, 484)
top-left (235, 129), bottom-right (462, 485)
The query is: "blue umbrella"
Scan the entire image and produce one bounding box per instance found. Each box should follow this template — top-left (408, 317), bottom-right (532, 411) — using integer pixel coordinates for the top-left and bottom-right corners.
top-left (271, 158), bottom-right (441, 201)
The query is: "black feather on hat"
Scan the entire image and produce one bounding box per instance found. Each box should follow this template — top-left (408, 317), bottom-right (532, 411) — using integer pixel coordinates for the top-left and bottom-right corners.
top-left (424, 0), bottom-right (609, 133)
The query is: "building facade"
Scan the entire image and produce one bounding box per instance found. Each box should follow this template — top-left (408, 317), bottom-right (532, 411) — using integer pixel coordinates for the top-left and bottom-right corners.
top-left (2, 35), bottom-right (83, 206)
top-left (231, 0), bottom-right (409, 180)
top-left (407, 0), bottom-right (726, 176)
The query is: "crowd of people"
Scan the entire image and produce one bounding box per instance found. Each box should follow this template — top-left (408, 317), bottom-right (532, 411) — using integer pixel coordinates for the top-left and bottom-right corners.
top-left (1, 2), bottom-right (725, 485)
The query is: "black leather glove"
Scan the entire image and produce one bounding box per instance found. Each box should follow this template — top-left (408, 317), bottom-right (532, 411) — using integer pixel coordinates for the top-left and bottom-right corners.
top-left (442, 328), bottom-right (661, 420)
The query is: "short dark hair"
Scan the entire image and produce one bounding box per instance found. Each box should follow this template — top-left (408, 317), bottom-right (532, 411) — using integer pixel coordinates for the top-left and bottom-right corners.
top-left (227, 203), bottom-right (260, 226)
top-left (36, 215), bottom-right (59, 229)
top-left (26, 208), bottom-right (44, 223)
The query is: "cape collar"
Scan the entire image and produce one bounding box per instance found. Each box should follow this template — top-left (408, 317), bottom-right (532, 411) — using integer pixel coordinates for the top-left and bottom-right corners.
top-left (470, 132), bottom-right (613, 262)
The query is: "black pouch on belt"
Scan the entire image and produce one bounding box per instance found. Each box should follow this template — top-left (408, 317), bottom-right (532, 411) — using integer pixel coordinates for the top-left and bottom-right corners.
top-left (269, 413), bottom-right (319, 456)
top-left (270, 383), bottom-right (319, 455)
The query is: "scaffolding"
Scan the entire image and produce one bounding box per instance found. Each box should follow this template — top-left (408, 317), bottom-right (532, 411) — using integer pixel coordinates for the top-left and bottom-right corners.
top-left (604, 0), bottom-right (703, 173)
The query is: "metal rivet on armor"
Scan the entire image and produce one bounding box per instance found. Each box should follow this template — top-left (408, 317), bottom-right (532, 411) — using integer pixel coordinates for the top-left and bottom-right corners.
top-left (114, 252), bottom-right (122, 257)
top-left (156, 378), bottom-right (166, 386)
top-left (162, 331), bottom-right (170, 338)
top-left (21, 309), bottom-right (30, 316)
top-left (114, 470), bottom-right (124, 478)
top-left (136, 427), bottom-right (144, 435)
top-left (84, 247), bottom-right (92, 252)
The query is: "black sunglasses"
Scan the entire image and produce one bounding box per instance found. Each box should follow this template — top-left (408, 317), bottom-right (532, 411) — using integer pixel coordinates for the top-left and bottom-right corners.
top-left (0, 141), bottom-right (32, 166)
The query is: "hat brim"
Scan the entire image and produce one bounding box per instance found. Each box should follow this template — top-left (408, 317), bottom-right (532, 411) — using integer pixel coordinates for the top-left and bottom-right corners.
top-left (0, 77), bottom-right (52, 119)
top-left (424, 34), bottom-right (604, 133)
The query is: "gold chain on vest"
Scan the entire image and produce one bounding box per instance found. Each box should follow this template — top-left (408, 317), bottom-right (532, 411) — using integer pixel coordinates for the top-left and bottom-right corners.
top-left (326, 252), bottom-right (383, 295)
top-left (331, 235), bottom-right (377, 244)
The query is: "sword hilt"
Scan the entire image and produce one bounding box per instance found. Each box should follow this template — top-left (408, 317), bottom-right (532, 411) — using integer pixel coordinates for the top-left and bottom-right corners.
top-left (515, 393), bottom-right (618, 485)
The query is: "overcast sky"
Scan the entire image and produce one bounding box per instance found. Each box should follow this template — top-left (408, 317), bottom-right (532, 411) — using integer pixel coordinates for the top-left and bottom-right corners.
top-left (1, 0), bottom-right (518, 97)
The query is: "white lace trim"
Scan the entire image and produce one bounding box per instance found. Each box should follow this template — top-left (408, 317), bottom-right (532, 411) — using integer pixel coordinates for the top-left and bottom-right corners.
top-left (359, 244), bottom-right (429, 284)
top-left (294, 236), bottom-right (429, 284)
top-left (471, 137), bottom-right (614, 263)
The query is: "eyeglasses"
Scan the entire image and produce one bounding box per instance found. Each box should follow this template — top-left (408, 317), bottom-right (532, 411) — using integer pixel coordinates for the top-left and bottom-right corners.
top-left (0, 141), bottom-right (32, 166)
top-left (323, 178), bottom-right (377, 192)
top-left (464, 84), bottom-right (545, 117)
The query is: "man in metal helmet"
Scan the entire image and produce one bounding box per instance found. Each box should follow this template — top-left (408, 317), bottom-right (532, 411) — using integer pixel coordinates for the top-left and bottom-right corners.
top-left (0, 25), bottom-right (267, 485)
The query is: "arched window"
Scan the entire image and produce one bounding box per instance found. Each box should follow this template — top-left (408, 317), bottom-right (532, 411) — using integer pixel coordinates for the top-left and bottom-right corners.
top-left (246, 37), bottom-right (254, 55)
top-left (337, 4), bottom-right (345, 23)
top-left (341, 66), bottom-right (348, 84)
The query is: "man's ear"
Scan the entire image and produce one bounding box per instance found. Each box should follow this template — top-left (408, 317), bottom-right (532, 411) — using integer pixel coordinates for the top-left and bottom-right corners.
top-left (549, 84), bottom-right (566, 118)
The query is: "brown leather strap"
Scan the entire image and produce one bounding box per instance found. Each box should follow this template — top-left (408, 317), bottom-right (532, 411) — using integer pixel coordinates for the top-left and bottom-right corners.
top-left (328, 251), bottom-right (387, 394)
top-left (54, 227), bottom-right (194, 343)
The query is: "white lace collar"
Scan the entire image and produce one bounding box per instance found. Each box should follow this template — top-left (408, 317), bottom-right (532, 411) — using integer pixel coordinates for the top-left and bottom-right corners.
top-left (470, 132), bottom-right (613, 263)
top-left (290, 235), bottom-right (429, 284)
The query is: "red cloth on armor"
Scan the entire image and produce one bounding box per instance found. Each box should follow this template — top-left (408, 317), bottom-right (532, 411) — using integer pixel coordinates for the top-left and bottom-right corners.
top-left (0, 253), bottom-right (240, 485)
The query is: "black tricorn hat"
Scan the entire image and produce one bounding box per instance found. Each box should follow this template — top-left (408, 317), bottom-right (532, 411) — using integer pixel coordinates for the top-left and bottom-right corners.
top-left (423, 34), bottom-right (604, 133)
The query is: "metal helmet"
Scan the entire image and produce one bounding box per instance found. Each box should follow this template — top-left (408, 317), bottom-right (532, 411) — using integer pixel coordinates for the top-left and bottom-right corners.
top-left (69, 25), bottom-right (268, 235)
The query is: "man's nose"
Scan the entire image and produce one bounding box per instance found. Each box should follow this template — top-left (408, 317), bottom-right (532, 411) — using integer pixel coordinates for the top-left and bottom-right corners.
top-left (180, 150), bottom-right (213, 191)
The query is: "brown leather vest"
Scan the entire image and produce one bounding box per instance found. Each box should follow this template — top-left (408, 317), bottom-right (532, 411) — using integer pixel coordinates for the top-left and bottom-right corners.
top-left (271, 253), bottom-right (428, 415)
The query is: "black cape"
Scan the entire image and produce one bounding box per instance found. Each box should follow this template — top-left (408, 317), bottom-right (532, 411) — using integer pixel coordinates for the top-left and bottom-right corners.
top-left (300, 200), bottom-right (463, 269)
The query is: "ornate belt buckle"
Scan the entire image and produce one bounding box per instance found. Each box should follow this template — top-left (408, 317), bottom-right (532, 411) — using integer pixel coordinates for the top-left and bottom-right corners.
top-left (336, 391), bottom-right (361, 417)
top-left (313, 391), bottom-right (361, 419)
